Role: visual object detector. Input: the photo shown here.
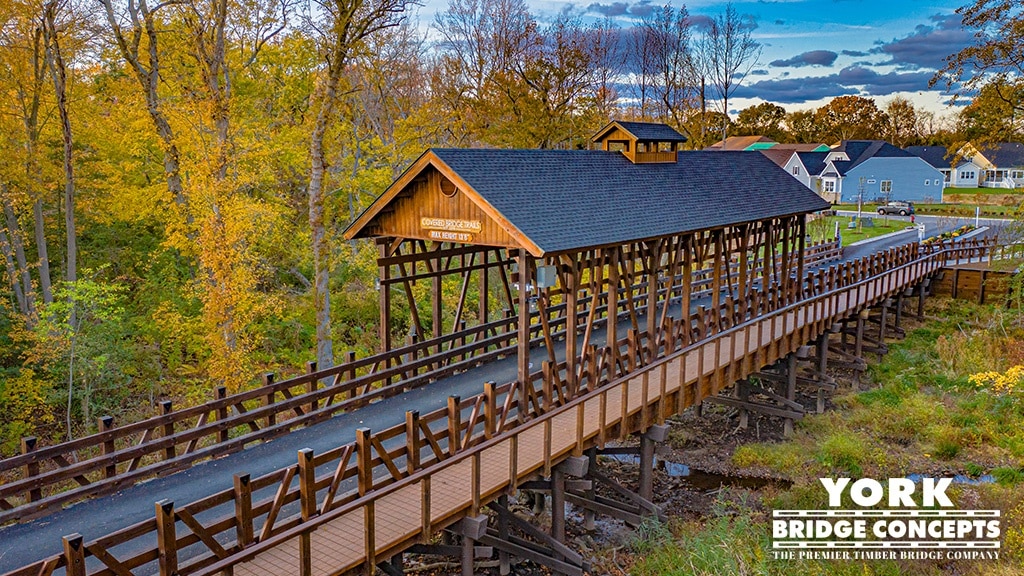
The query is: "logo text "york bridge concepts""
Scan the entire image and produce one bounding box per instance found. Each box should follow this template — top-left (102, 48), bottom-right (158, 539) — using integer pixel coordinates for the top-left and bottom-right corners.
top-left (770, 477), bottom-right (1001, 562)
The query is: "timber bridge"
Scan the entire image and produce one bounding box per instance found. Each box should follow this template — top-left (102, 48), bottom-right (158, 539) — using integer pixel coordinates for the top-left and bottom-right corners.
top-left (0, 121), bottom-right (1017, 576)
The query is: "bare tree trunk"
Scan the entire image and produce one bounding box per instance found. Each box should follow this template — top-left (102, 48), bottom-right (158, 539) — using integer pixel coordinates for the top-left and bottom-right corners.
top-left (3, 198), bottom-right (35, 317)
top-left (33, 198), bottom-right (52, 303)
top-left (309, 83), bottom-right (337, 372)
top-left (43, 1), bottom-right (76, 287)
top-left (0, 228), bottom-right (27, 315)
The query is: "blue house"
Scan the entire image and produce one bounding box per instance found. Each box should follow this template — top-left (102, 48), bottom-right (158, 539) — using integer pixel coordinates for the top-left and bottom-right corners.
top-left (819, 141), bottom-right (944, 204)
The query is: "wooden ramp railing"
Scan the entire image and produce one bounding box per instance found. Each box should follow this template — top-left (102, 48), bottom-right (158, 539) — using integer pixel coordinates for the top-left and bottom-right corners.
top-left (3, 237), bottom-right (1008, 576)
top-left (0, 240), bottom-right (841, 524)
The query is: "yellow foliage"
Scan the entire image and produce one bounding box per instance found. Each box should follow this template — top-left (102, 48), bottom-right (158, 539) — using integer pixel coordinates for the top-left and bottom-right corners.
top-left (969, 365), bottom-right (1024, 394)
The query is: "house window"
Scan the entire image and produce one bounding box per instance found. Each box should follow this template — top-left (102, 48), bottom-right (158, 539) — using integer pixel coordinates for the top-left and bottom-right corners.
top-left (866, 179), bottom-right (876, 184)
top-left (925, 179), bottom-right (930, 186)
top-left (881, 181), bottom-right (892, 193)
top-left (792, 166), bottom-right (801, 175)
top-left (1013, 170), bottom-right (1024, 180)
top-left (934, 179), bottom-right (941, 185)
top-left (823, 181), bottom-right (836, 193)
top-left (960, 170), bottom-right (976, 180)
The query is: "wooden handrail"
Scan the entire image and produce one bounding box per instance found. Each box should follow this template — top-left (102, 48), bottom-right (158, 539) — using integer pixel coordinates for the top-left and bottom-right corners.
top-left (1, 238), bottom-right (997, 576)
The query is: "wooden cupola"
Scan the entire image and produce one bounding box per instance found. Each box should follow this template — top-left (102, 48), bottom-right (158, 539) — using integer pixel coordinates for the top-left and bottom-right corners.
top-left (591, 120), bottom-right (688, 164)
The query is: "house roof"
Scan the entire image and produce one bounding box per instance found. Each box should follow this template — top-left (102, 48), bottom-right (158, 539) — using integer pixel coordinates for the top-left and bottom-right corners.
top-left (772, 143), bottom-right (831, 152)
top-left (976, 142), bottom-right (1024, 168)
top-left (831, 140), bottom-right (912, 175)
top-left (345, 148), bottom-right (831, 256)
top-left (759, 148), bottom-right (795, 167)
top-left (905, 146), bottom-right (951, 169)
top-left (705, 135), bottom-right (776, 151)
top-left (795, 152), bottom-right (829, 176)
top-left (592, 120), bottom-right (688, 143)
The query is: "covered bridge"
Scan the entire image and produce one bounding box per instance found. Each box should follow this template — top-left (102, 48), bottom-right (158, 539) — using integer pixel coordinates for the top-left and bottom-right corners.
top-left (344, 121), bottom-right (831, 413)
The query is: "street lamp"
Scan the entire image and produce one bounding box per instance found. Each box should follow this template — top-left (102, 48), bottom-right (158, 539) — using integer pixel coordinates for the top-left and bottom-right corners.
top-left (857, 176), bottom-right (865, 232)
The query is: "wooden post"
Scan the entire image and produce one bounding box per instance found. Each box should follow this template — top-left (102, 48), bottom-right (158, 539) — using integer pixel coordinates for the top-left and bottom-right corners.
top-left (155, 499), bottom-right (178, 576)
top-left (161, 401), bottom-right (175, 461)
top-left (216, 386), bottom-right (230, 443)
top-left (855, 309), bottom-right (868, 360)
top-left (234, 474), bottom-right (254, 547)
top-left (551, 465), bottom-right (566, 557)
top-left (646, 243), bottom-right (659, 361)
top-left (484, 382), bottom-right (497, 439)
top-left (877, 302), bottom-right (888, 361)
top-left (517, 250), bottom-right (533, 422)
top-left (918, 279), bottom-right (928, 319)
top-left (797, 217), bottom-right (806, 300)
top-left (816, 334), bottom-right (829, 414)
top-left (737, 380), bottom-right (750, 429)
top-left (785, 354), bottom-right (797, 437)
top-left (498, 494), bottom-right (510, 575)
top-left (584, 447), bottom-right (597, 531)
top-left (448, 396), bottom-right (461, 457)
top-left (100, 416), bottom-right (115, 479)
top-left (298, 449), bottom-right (316, 576)
top-left (378, 239), bottom-right (392, 354)
top-left (305, 361), bottom-right (318, 413)
top-left (565, 254), bottom-right (579, 396)
top-left (406, 410), bottom-right (421, 471)
top-left (357, 427), bottom-right (372, 496)
top-left (21, 436), bottom-right (40, 502)
top-left (607, 248), bottom-right (620, 367)
top-left (262, 374), bottom-right (276, 430)
top-left (62, 534), bottom-right (86, 576)
top-left (479, 249), bottom-right (489, 327)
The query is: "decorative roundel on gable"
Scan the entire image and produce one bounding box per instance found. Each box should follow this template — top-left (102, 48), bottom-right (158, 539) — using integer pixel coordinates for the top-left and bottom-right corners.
top-left (440, 176), bottom-right (458, 197)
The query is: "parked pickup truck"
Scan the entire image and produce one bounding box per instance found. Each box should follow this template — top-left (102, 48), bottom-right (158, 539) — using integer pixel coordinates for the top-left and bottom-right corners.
top-left (876, 201), bottom-right (915, 216)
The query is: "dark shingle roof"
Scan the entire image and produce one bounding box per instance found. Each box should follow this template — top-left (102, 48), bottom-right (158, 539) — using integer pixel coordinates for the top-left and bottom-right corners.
top-left (979, 143), bottom-right (1024, 168)
top-left (832, 140), bottom-right (912, 174)
top-left (430, 148), bottom-right (830, 254)
top-left (612, 121), bottom-right (688, 142)
top-left (905, 146), bottom-right (951, 169)
top-left (796, 151), bottom-right (828, 176)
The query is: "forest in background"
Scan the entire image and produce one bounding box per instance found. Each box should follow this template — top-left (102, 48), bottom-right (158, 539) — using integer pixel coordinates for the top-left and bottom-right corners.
top-left (0, 0), bottom-right (1020, 454)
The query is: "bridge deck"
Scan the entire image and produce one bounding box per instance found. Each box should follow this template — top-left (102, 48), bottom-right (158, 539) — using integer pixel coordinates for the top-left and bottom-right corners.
top-left (0, 216), bottom-right (998, 575)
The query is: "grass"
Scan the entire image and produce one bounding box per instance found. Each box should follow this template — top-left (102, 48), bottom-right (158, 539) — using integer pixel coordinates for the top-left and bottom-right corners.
top-left (622, 299), bottom-right (1024, 575)
top-left (945, 187), bottom-right (1024, 196)
top-left (809, 215), bottom-right (911, 244)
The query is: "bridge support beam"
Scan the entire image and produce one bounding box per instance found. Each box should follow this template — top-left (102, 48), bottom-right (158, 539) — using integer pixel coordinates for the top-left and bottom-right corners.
top-left (918, 279), bottom-right (930, 319)
top-left (784, 353), bottom-right (798, 437)
top-left (639, 425), bottom-right (669, 503)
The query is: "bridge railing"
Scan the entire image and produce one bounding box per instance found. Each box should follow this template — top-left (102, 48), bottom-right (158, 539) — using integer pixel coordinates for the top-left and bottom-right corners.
top-left (162, 237), bottom-right (948, 576)
top-left (4, 237), bottom-right (999, 576)
top-left (0, 239), bottom-right (841, 524)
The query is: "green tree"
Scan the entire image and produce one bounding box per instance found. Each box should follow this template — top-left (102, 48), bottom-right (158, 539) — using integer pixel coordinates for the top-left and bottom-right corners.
top-left (734, 102), bottom-right (787, 140)
top-left (815, 95), bottom-right (885, 142)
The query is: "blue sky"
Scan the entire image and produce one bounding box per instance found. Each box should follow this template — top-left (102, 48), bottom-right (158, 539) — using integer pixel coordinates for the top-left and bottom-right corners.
top-left (417, 0), bottom-right (974, 116)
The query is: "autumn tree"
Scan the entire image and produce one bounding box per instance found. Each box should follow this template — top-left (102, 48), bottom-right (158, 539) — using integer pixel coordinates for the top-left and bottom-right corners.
top-left (814, 95), bottom-right (885, 142)
top-left (956, 78), bottom-right (1024, 142)
top-left (735, 102), bottom-right (787, 140)
top-left (786, 109), bottom-right (820, 143)
top-left (304, 0), bottom-right (416, 371)
top-left (0, 0), bottom-right (54, 312)
top-left (882, 96), bottom-right (918, 147)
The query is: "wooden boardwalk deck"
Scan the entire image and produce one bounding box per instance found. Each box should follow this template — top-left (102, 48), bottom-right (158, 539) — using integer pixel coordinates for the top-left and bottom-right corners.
top-left (6, 237), bottom-right (1018, 576)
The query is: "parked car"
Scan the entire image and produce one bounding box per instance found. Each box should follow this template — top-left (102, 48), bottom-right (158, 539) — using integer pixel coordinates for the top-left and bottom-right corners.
top-left (876, 201), bottom-right (915, 216)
